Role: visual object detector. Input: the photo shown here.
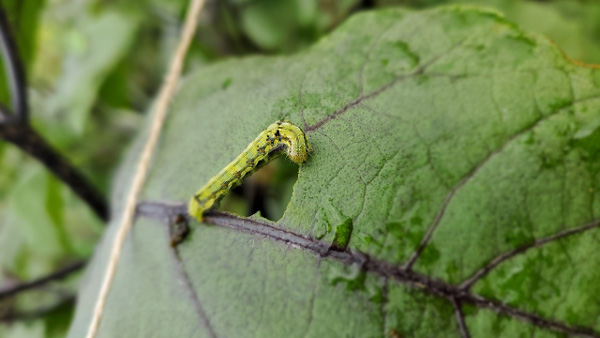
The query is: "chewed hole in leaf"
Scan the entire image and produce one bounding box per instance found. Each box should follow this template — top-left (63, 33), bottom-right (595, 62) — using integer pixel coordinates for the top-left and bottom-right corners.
top-left (219, 157), bottom-right (298, 221)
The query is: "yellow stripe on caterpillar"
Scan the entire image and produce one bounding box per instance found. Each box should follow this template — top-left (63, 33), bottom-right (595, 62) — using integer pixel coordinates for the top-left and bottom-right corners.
top-left (188, 120), bottom-right (312, 221)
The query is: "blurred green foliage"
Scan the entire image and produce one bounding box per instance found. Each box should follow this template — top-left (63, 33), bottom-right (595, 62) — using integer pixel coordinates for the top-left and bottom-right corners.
top-left (379, 0), bottom-right (600, 63)
top-left (229, 0), bottom-right (360, 52)
top-left (0, 0), bottom-right (44, 114)
top-left (1, 0), bottom-right (600, 337)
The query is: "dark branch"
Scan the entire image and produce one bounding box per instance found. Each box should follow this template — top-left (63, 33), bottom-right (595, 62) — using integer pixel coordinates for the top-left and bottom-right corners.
top-left (0, 5), bottom-right (29, 121)
top-left (0, 295), bottom-right (75, 322)
top-left (0, 4), bottom-right (108, 221)
top-left (0, 260), bottom-right (85, 301)
top-left (136, 201), bottom-right (600, 338)
top-left (0, 120), bottom-right (108, 221)
top-left (458, 219), bottom-right (600, 290)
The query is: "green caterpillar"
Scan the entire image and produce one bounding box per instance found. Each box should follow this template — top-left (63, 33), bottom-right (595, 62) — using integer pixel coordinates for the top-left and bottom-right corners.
top-left (188, 120), bottom-right (312, 221)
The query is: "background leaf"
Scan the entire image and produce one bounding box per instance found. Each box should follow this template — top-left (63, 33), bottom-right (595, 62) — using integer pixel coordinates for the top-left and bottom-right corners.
top-left (45, 8), bottom-right (140, 135)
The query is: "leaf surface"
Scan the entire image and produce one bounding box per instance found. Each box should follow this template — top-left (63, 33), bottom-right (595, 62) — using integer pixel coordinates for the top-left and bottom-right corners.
top-left (69, 6), bottom-right (600, 337)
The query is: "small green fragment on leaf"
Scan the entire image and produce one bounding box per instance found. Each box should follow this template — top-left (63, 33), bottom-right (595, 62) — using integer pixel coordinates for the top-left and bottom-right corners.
top-left (330, 217), bottom-right (353, 251)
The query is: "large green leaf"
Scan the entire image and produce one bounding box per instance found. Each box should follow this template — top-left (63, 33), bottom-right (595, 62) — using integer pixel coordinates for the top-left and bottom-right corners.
top-left (69, 6), bottom-right (600, 337)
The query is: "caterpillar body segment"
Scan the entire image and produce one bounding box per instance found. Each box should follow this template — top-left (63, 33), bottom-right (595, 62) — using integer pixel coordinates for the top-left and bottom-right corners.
top-left (188, 120), bottom-right (311, 221)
